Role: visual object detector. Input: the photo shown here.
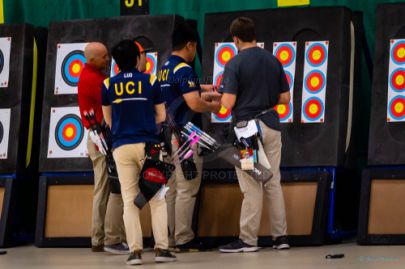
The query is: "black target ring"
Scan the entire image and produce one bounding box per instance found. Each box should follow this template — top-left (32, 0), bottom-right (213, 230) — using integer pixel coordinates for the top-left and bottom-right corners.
top-left (0, 50), bottom-right (4, 74)
top-left (0, 121), bottom-right (4, 144)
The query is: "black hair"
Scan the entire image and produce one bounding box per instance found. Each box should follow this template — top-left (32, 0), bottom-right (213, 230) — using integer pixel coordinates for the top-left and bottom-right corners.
top-left (111, 39), bottom-right (140, 71)
top-left (172, 21), bottom-right (199, 51)
top-left (230, 17), bottom-right (256, 42)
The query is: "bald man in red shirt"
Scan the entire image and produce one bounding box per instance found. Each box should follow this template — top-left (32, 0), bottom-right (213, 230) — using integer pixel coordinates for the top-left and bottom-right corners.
top-left (78, 42), bottom-right (128, 254)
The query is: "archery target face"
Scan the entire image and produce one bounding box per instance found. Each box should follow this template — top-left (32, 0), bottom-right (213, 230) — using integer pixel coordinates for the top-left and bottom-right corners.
top-left (301, 41), bottom-right (329, 123)
top-left (0, 109), bottom-right (11, 159)
top-left (211, 105), bottom-right (232, 123)
top-left (47, 107), bottom-right (88, 158)
top-left (54, 43), bottom-right (88, 95)
top-left (0, 37), bottom-right (11, 88)
top-left (273, 42), bottom-right (297, 123)
top-left (110, 58), bottom-right (120, 77)
top-left (215, 43), bottom-right (237, 68)
top-left (145, 52), bottom-right (158, 75)
top-left (387, 39), bottom-right (405, 122)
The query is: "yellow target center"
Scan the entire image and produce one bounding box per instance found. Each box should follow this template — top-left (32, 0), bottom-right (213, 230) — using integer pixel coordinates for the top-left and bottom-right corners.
top-left (219, 105), bottom-right (228, 114)
top-left (222, 51), bottom-right (231, 62)
top-left (395, 74), bottom-right (404, 86)
top-left (146, 62), bottom-right (151, 71)
top-left (65, 127), bottom-right (74, 138)
top-left (277, 105), bottom-right (287, 114)
top-left (280, 51), bottom-right (289, 61)
top-left (312, 49), bottom-right (321, 61)
top-left (310, 77), bottom-right (320, 87)
top-left (395, 102), bottom-right (404, 113)
top-left (309, 104), bottom-right (319, 114)
top-left (72, 63), bottom-right (81, 74)
top-left (397, 47), bottom-right (405, 59)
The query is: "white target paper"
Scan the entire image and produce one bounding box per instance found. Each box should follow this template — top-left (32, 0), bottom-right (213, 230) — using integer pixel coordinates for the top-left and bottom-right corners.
top-left (54, 43), bottom-right (88, 95)
top-left (301, 41), bottom-right (329, 123)
top-left (387, 39), bottom-right (405, 122)
top-left (47, 106), bottom-right (88, 158)
top-left (273, 41), bottom-right (297, 123)
top-left (0, 37), bottom-right (12, 88)
top-left (0, 108), bottom-right (11, 159)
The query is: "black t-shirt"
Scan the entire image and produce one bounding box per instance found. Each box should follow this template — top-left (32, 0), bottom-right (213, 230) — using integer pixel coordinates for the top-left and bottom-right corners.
top-left (219, 46), bottom-right (289, 130)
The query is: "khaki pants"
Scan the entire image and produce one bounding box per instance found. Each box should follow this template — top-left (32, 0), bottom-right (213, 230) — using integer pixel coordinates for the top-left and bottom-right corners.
top-left (236, 121), bottom-right (287, 246)
top-left (165, 135), bottom-right (203, 246)
top-left (113, 143), bottom-right (168, 252)
top-left (87, 135), bottom-right (125, 246)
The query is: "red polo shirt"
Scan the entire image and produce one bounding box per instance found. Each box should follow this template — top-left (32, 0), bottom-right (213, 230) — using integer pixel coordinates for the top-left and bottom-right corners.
top-left (78, 64), bottom-right (106, 129)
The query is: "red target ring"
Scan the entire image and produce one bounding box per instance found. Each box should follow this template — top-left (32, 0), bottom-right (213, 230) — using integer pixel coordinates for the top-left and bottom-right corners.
top-left (275, 102), bottom-right (292, 121)
top-left (113, 62), bottom-right (120, 75)
top-left (306, 43), bottom-right (327, 67)
top-left (275, 44), bottom-right (295, 67)
top-left (305, 70), bottom-right (326, 93)
top-left (303, 97), bottom-right (324, 121)
top-left (390, 68), bottom-right (405, 92)
top-left (389, 96), bottom-right (405, 120)
top-left (145, 53), bottom-right (157, 74)
top-left (392, 41), bottom-right (405, 65)
top-left (215, 44), bottom-right (237, 67)
top-left (214, 72), bottom-right (223, 87)
top-left (62, 123), bottom-right (77, 142)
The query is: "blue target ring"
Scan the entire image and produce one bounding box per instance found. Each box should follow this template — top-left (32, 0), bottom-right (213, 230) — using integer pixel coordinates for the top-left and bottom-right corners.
top-left (215, 44), bottom-right (237, 67)
top-left (61, 50), bottom-right (86, 86)
top-left (302, 97), bottom-right (325, 122)
top-left (213, 113), bottom-right (232, 122)
top-left (306, 43), bottom-right (328, 67)
top-left (55, 114), bottom-right (84, 150)
top-left (391, 41), bottom-right (405, 65)
top-left (304, 70), bottom-right (326, 94)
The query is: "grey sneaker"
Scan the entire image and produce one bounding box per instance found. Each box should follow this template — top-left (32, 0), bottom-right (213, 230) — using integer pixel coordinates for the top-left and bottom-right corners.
top-left (126, 251), bottom-right (142, 265)
top-left (155, 249), bottom-right (177, 263)
top-left (219, 239), bottom-right (259, 253)
top-left (104, 242), bottom-right (130, 255)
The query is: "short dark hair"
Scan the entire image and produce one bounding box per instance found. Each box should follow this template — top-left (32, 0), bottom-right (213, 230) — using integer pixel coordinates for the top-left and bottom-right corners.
top-left (111, 39), bottom-right (139, 71)
top-left (172, 21), bottom-right (198, 51)
top-left (230, 17), bottom-right (256, 42)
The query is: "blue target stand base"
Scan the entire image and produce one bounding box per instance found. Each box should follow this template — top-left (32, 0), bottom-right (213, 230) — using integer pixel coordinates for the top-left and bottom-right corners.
top-left (0, 173), bottom-right (38, 247)
top-left (35, 172), bottom-right (94, 247)
top-left (358, 166), bottom-right (405, 245)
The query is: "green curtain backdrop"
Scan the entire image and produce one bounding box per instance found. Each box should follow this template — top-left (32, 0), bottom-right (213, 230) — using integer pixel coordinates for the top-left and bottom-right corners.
top-left (3, 0), bottom-right (405, 165)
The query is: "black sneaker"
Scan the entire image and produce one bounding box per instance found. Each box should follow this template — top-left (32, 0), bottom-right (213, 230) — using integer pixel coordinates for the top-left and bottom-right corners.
top-left (155, 249), bottom-right (177, 263)
top-left (219, 239), bottom-right (259, 253)
top-left (126, 251), bottom-right (142, 266)
top-left (272, 236), bottom-right (290, 250)
top-left (104, 242), bottom-right (130, 255)
top-left (175, 238), bottom-right (205, 252)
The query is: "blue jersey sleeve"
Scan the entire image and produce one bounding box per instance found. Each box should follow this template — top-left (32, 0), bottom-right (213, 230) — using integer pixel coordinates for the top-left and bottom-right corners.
top-left (174, 64), bottom-right (199, 95)
top-left (150, 75), bottom-right (164, 105)
top-left (101, 78), bottom-right (111, 106)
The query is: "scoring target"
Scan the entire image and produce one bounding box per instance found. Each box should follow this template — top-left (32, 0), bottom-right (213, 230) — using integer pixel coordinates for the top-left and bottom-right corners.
top-left (47, 107), bottom-right (88, 158)
top-left (274, 43), bottom-right (296, 67)
top-left (55, 114), bottom-right (84, 151)
top-left (275, 102), bottom-right (293, 122)
top-left (304, 70), bottom-right (326, 94)
top-left (215, 43), bottom-right (237, 67)
top-left (54, 43), bottom-right (88, 95)
top-left (0, 108), bottom-right (11, 159)
top-left (306, 42), bottom-right (328, 67)
top-left (145, 52), bottom-right (158, 75)
top-left (388, 95), bottom-right (405, 121)
top-left (391, 40), bottom-right (405, 65)
top-left (0, 37), bottom-right (12, 88)
top-left (389, 68), bottom-right (405, 92)
top-left (302, 97), bottom-right (325, 122)
top-left (211, 105), bottom-right (232, 123)
top-left (110, 58), bottom-right (120, 77)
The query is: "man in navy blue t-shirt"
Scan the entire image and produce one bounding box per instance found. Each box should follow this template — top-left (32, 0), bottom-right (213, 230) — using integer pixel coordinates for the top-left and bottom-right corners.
top-left (159, 22), bottom-right (221, 251)
top-left (102, 40), bottom-right (176, 265)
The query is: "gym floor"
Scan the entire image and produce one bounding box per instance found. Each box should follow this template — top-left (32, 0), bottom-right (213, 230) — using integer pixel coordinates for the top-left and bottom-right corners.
top-left (1, 242), bottom-right (404, 268)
